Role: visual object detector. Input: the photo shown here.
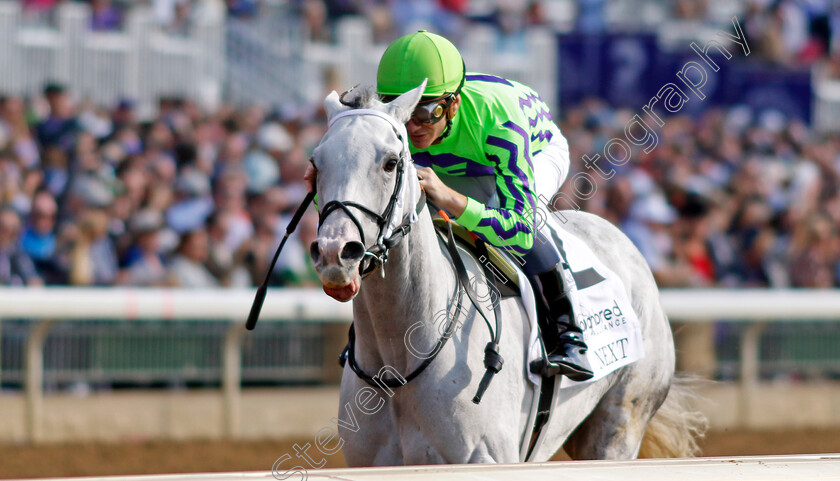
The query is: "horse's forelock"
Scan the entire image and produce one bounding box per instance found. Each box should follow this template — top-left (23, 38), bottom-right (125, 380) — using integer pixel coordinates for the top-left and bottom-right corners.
top-left (340, 85), bottom-right (384, 111)
top-left (339, 85), bottom-right (418, 124)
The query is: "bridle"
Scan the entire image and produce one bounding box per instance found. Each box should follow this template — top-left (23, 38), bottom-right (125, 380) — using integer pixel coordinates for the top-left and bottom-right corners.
top-left (322, 106), bottom-right (504, 404)
top-left (317, 108), bottom-right (425, 278)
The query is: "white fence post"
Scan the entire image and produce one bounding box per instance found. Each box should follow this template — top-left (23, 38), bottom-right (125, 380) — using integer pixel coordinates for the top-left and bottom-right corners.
top-left (223, 322), bottom-right (245, 438)
top-left (334, 17), bottom-right (377, 89)
top-left (56, 2), bottom-right (87, 93)
top-left (25, 320), bottom-right (53, 443)
top-left (739, 322), bottom-right (766, 427)
top-left (0, 1), bottom-right (21, 93)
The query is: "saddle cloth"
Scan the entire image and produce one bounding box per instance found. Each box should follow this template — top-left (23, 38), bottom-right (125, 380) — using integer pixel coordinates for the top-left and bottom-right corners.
top-left (434, 217), bottom-right (645, 386)
top-left (543, 214), bottom-right (645, 388)
top-left (435, 215), bottom-right (645, 460)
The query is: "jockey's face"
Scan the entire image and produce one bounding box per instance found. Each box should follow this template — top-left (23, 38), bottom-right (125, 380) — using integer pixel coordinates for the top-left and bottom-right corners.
top-left (406, 94), bottom-right (461, 149)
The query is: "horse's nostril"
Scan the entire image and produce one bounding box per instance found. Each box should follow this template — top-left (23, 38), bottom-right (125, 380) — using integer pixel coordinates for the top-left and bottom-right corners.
top-left (340, 241), bottom-right (365, 263)
top-left (309, 241), bottom-right (321, 263)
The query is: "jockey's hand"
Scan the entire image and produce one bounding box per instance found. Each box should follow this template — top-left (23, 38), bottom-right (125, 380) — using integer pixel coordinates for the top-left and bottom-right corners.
top-left (304, 161), bottom-right (317, 193)
top-left (417, 167), bottom-right (467, 218)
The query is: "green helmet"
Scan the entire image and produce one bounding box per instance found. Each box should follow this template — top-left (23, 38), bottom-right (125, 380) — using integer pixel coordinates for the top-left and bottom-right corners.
top-left (377, 30), bottom-right (465, 98)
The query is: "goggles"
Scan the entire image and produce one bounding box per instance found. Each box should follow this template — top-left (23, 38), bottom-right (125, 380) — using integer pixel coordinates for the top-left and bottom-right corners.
top-left (380, 94), bottom-right (455, 125)
top-left (411, 95), bottom-right (454, 125)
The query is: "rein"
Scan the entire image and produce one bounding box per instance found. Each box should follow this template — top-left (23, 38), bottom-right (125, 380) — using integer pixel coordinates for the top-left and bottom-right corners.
top-left (326, 107), bottom-right (504, 403)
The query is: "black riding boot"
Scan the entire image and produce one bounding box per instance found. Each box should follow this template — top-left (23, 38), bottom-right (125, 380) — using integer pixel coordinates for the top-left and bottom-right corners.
top-left (529, 266), bottom-right (594, 381)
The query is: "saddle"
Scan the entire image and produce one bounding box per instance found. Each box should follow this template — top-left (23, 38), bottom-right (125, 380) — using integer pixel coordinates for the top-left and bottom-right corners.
top-left (432, 218), bottom-right (520, 298)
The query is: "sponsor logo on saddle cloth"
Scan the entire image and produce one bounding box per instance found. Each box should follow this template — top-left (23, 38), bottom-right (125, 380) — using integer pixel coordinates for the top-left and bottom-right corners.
top-left (547, 218), bottom-right (645, 388)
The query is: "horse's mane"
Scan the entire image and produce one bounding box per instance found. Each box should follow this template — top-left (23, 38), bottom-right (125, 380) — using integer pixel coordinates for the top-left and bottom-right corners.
top-left (339, 85), bottom-right (412, 121)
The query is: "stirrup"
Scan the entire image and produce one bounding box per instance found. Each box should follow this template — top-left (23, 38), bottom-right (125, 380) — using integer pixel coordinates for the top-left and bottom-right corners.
top-left (530, 321), bottom-right (594, 381)
top-left (529, 355), bottom-right (594, 382)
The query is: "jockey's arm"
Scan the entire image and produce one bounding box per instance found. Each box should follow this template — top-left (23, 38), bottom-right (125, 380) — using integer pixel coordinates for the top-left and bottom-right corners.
top-left (417, 167), bottom-right (467, 217)
top-left (454, 122), bottom-right (537, 256)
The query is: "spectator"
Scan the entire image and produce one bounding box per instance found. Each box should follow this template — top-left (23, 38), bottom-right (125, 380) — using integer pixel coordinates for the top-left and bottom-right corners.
top-left (36, 83), bottom-right (78, 153)
top-left (22, 190), bottom-right (64, 284)
top-left (67, 208), bottom-right (119, 286)
top-left (272, 211), bottom-right (319, 287)
top-left (0, 207), bottom-right (43, 286)
top-left (622, 193), bottom-right (694, 287)
top-left (168, 228), bottom-right (219, 287)
top-left (119, 209), bottom-right (168, 286)
top-left (213, 168), bottom-right (253, 252)
top-left (166, 167), bottom-right (215, 233)
top-left (226, 0), bottom-right (258, 18)
top-left (89, 0), bottom-right (123, 31)
top-left (576, 0), bottom-right (606, 33)
top-left (206, 211), bottom-right (251, 287)
top-left (1, 95), bottom-right (40, 169)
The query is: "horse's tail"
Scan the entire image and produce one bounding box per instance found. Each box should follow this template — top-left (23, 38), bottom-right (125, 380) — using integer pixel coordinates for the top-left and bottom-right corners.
top-left (638, 376), bottom-right (709, 458)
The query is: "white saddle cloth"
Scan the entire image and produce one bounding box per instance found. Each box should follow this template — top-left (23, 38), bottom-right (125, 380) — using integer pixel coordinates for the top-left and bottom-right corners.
top-left (523, 216), bottom-right (646, 389)
top-left (442, 214), bottom-right (644, 460)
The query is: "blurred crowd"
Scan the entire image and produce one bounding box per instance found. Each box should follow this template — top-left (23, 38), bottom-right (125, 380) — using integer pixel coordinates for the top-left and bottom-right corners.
top-left (2, 81), bottom-right (839, 290)
top-left (0, 83), bottom-right (323, 288)
top-left (2, 0), bottom-right (840, 290)
top-left (709, 0), bottom-right (840, 68)
top-left (562, 99), bottom-right (840, 288)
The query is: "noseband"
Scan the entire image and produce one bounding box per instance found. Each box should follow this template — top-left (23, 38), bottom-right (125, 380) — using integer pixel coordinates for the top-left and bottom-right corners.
top-left (317, 109), bottom-right (425, 278)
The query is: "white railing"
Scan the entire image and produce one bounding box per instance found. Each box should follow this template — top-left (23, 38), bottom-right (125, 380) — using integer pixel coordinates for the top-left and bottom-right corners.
top-left (0, 1), bottom-right (558, 117)
top-left (0, 287), bottom-right (349, 442)
top-left (0, 287), bottom-right (838, 442)
top-left (26, 454), bottom-right (840, 480)
top-left (0, 1), bottom-right (224, 116)
top-left (234, 15), bottom-right (559, 114)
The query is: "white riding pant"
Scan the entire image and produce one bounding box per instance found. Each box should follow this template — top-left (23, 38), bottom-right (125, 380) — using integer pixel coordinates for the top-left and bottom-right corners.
top-left (532, 132), bottom-right (571, 201)
top-left (521, 132), bottom-right (571, 275)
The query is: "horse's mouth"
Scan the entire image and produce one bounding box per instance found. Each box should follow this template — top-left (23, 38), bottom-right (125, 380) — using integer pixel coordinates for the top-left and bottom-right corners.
top-left (322, 275), bottom-right (361, 302)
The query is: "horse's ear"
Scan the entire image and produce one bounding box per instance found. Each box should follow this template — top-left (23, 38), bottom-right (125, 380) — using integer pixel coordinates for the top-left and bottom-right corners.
top-left (324, 91), bottom-right (350, 122)
top-left (385, 79), bottom-right (427, 124)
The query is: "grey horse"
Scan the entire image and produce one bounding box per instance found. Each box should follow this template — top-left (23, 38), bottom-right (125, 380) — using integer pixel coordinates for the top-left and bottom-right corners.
top-left (309, 82), bottom-right (706, 465)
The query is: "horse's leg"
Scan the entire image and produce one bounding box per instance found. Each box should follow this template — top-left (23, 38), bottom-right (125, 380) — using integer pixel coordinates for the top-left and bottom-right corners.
top-left (398, 299), bottom-right (528, 465)
top-left (564, 310), bottom-right (674, 460)
top-left (337, 374), bottom-right (404, 466)
top-left (563, 374), bottom-right (668, 459)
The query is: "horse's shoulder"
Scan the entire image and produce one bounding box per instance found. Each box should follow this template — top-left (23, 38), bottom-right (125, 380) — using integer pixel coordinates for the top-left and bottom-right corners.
top-left (554, 209), bottom-right (623, 240)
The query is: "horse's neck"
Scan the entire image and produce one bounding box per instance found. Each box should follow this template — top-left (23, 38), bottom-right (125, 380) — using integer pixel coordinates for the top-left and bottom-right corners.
top-left (353, 209), bottom-right (454, 372)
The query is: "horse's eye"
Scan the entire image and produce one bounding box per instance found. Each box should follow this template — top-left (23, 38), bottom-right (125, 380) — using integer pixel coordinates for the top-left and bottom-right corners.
top-left (384, 157), bottom-right (399, 172)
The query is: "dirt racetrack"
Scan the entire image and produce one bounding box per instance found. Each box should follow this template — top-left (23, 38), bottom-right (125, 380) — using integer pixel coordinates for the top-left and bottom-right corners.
top-left (2, 429), bottom-right (840, 479)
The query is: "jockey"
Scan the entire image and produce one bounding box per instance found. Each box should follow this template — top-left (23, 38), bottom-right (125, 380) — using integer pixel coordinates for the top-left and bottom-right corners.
top-left (376, 30), bottom-right (593, 381)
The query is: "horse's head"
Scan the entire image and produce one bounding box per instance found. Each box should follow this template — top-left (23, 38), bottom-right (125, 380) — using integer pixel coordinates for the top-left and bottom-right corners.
top-left (311, 81), bottom-right (426, 302)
